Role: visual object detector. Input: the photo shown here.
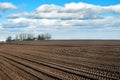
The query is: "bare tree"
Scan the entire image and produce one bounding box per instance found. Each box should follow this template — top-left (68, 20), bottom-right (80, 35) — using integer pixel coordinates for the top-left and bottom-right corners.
top-left (26, 33), bottom-right (35, 41)
top-left (15, 35), bottom-right (19, 42)
top-left (6, 33), bottom-right (51, 42)
top-left (37, 33), bottom-right (51, 40)
top-left (6, 36), bottom-right (12, 42)
top-left (45, 33), bottom-right (51, 40)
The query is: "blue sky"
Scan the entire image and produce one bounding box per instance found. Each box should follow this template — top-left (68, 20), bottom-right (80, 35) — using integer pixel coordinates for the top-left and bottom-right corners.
top-left (0, 0), bottom-right (120, 41)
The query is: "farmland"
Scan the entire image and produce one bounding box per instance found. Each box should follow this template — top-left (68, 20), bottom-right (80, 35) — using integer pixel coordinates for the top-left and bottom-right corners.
top-left (0, 40), bottom-right (120, 80)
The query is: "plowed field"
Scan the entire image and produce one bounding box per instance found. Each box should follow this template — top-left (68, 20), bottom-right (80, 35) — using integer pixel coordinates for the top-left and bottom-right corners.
top-left (0, 40), bottom-right (120, 80)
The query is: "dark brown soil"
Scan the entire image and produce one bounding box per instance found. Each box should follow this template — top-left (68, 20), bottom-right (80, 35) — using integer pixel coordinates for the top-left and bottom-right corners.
top-left (0, 40), bottom-right (120, 80)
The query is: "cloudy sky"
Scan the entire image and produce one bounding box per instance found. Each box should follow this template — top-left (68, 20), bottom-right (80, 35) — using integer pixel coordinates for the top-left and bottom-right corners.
top-left (0, 0), bottom-right (120, 41)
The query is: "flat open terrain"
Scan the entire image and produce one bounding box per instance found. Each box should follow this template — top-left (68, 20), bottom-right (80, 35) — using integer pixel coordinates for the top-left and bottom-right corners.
top-left (0, 40), bottom-right (120, 80)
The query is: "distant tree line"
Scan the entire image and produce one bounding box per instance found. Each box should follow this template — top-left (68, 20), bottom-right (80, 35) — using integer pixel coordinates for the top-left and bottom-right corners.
top-left (6, 33), bottom-right (51, 43)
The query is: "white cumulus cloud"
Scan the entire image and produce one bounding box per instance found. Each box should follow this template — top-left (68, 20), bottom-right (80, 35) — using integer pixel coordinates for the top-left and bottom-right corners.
top-left (1, 2), bottom-right (120, 40)
top-left (0, 2), bottom-right (17, 13)
top-left (26, 2), bottom-right (120, 20)
top-left (6, 12), bottom-right (28, 18)
top-left (0, 23), bottom-right (3, 30)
